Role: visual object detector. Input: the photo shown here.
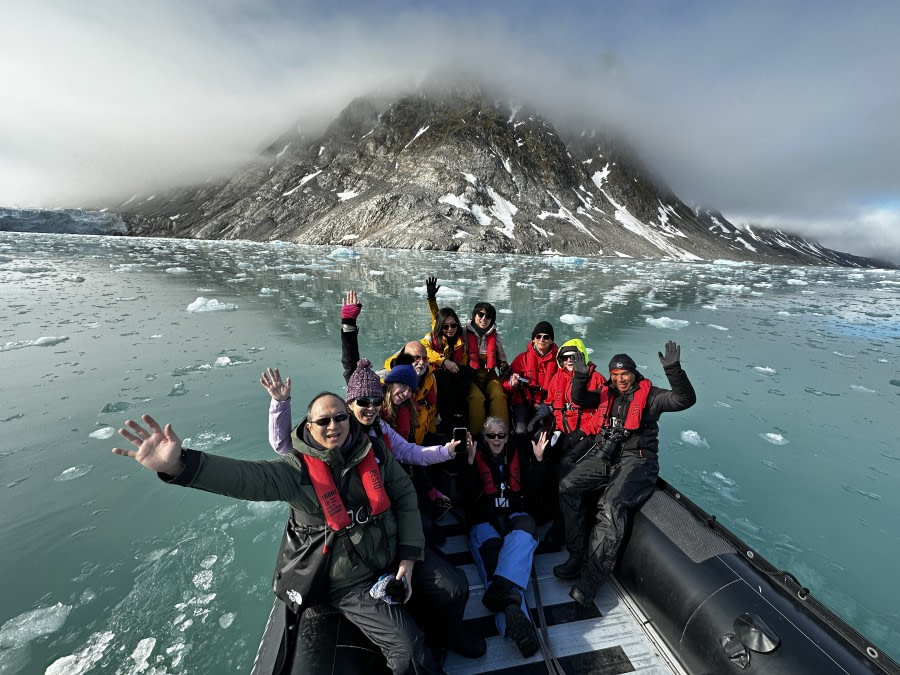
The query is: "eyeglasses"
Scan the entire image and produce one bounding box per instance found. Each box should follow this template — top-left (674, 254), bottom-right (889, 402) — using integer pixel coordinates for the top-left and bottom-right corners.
top-left (410, 354), bottom-right (427, 362)
top-left (354, 396), bottom-right (384, 408)
top-left (533, 334), bottom-right (551, 341)
top-left (475, 311), bottom-right (491, 319)
top-left (310, 413), bottom-right (350, 427)
top-left (441, 322), bottom-right (458, 331)
top-left (484, 432), bottom-right (507, 439)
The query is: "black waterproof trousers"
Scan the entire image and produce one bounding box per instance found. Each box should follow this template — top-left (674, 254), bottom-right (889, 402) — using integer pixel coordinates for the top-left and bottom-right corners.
top-left (328, 546), bottom-right (466, 674)
top-left (558, 449), bottom-right (659, 586)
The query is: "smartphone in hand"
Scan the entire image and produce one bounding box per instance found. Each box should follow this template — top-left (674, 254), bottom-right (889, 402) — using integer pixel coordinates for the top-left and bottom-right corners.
top-left (453, 427), bottom-right (468, 454)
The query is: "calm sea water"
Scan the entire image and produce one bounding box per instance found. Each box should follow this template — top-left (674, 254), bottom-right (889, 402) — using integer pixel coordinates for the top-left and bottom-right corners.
top-left (1, 232), bottom-right (898, 673)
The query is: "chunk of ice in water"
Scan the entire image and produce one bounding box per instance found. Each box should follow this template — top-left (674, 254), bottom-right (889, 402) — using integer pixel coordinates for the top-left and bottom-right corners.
top-left (55, 465), bottom-right (94, 481)
top-left (0, 603), bottom-right (72, 648)
top-left (88, 427), bottom-right (116, 440)
top-left (759, 432), bottom-right (789, 445)
top-left (645, 317), bottom-right (689, 329)
top-left (680, 430), bottom-right (709, 448)
top-left (186, 297), bottom-right (237, 312)
top-left (559, 313), bottom-right (593, 325)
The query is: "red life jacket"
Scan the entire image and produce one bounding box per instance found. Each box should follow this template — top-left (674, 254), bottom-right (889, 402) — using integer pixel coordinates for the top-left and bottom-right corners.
top-left (474, 448), bottom-right (520, 495)
top-left (302, 449), bottom-right (391, 531)
top-left (597, 379), bottom-right (652, 430)
top-left (467, 328), bottom-right (497, 369)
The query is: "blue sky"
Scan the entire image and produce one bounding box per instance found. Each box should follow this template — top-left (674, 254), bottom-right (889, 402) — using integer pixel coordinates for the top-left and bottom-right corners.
top-left (2, 0), bottom-right (899, 261)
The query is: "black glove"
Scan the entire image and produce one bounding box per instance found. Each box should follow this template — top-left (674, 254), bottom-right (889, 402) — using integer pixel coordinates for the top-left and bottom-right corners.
top-left (425, 276), bottom-right (440, 300)
top-left (571, 350), bottom-right (588, 376)
top-left (658, 340), bottom-right (681, 367)
top-left (526, 405), bottom-right (552, 434)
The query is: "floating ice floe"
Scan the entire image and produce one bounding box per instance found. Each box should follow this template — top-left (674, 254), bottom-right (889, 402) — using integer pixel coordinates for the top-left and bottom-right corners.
top-left (168, 382), bottom-right (188, 397)
top-left (327, 247), bottom-right (359, 259)
top-left (753, 366), bottom-right (777, 375)
top-left (219, 613), bottom-right (236, 629)
top-left (645, 317), bottom-right (690, 329)
top-left (707, 283), bottom-right (751, 294)
top-left (165, 267), bottom-right (189, 275)
top-left (129, 637), bottom-right (156, 672)
top-left (55, 465), bottom-right (94, 481)
top-left (712, 259), bottom-right (749, 267)
top-left (707, 324), bottom-right (729, 331)
top-left (0, 602), bottom-right (72, 648)
top-left (759, 432), bottom-right (789, 445)
top-left (186, 297), bottom-right (237, 312)
top-left (559, 313), bottom-right (593, 325)
top-left (715, 400), bottom-right (732, 408)
top-left (183, 432), bottom-right (231, 451)
top-left (680, 430), bottom-right (709, 448)
top-left (787, 279), bottom-right (809, 286)
top-left (88, 427), bottom-right (116, 440)
top-left (761, 460), bottom-right (780, 471)
top-left (46, 630), bottom-right (115, 675)
top-left (64, 275), bottom-right (86, 282)
top-left (278, 273), bottom-right (309, 281)
top-left (0, 336), bottom-right (69, 352)
top-left (849, 384), bottom-right (876, 393)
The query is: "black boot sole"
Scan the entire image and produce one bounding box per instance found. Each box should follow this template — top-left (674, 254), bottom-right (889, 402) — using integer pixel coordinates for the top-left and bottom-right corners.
top-left (552, 564), bottom-right (583, 580)
top-left (504, 605), bottom-right (539, 658)
top-left (568, 584), bottom-right (598, 610)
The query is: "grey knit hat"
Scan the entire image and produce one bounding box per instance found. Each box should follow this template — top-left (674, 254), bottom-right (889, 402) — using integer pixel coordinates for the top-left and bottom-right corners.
top-left (346, 358), bottom-right (383, 401)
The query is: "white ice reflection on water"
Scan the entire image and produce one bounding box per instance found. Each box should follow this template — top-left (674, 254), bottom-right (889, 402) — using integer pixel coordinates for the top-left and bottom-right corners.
top-left (0, 232), bottom-right (898, 670)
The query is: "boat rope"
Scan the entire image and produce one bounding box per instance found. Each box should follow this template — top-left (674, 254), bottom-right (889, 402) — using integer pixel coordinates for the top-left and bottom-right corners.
top-left (529, 566), bottom-right (566, 675)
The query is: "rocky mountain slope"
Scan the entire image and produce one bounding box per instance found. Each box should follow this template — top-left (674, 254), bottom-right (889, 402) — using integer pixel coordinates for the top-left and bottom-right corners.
top-left (109, 83), bottom-right (888, 267)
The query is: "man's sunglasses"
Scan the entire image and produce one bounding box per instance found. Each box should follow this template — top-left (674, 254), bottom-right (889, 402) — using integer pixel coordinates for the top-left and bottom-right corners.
top-left (354, 396), bottom-right (384, 408)
top-left (484, 432), bottom-right (507, 439)
top-left (441, 322), bottom-right (458, 330)
top-left (310, 413), bottom-right (350, 427)
top-left (533, 334), bottom-right (551, 341)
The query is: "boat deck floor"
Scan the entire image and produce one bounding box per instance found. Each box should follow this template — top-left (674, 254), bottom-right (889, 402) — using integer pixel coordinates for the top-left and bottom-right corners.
top-left (435, 517), bottom-right (683, 675)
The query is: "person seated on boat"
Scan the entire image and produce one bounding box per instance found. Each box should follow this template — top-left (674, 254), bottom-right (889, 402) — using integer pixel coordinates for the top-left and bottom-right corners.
top-left (501, 321), bottom-right (558, 436)
top-left (260, 365), bottom-right (485, 661)
top-left (553, 342), bottom-right (697, 610)
top-left (543, 339), bottom-right (606, 478)
top-left (421, 276), bottom-right (470, 435)
top-left (111, 401), bottom-right (446, 673)
top-left (343, 290), bottom-right (440, 447)
top-left (463, 301), bottom-right (510, 434)
top-left (464, 416), bottom-right (550, 657)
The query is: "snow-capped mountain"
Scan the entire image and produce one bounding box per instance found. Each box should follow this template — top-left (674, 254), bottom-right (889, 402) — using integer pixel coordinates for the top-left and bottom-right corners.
top-left (4, 81), bottom-right (892, 268)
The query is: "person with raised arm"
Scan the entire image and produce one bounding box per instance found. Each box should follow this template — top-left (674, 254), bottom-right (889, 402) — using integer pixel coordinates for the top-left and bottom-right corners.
top-left (464, 417), bottom-right (550, 657)
top-left (112, 399), bottom-right (442, 674)
top-left (552, 342), bottom-right (697, 610)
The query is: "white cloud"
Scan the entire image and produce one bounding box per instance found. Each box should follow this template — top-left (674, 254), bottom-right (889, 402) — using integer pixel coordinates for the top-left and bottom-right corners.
top-left (1, 1), bottom-right (898, 261)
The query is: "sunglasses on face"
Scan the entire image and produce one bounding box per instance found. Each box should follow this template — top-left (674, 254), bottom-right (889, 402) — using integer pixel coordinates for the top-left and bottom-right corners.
top-left (561, 354), bottom-right (575, 361)
top-left (533, 334), bottom-right (551, 341)
top-left (484, 432), bottom-right (507, 439)
top-left (442, 322), bottom-right (458, 330)
top-left (310, 413), bottom-right (350, 427)
top-left (354, 396), bottom-right (384, 408)
top-left (475, 311), bottom-right (491, 319)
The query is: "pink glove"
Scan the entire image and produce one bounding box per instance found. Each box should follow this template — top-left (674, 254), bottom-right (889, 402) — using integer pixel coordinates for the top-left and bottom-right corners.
top-left (341, 303), bottom-right (362, 320)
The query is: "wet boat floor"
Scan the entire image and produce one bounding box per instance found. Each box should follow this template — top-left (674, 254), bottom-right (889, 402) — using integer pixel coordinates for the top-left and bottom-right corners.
top-left (434, 514), bottom-right (681, 675)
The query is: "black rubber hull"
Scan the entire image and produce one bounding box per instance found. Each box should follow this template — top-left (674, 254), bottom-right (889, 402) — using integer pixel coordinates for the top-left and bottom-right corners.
top-left (617, 479), bottom-right (900, 674)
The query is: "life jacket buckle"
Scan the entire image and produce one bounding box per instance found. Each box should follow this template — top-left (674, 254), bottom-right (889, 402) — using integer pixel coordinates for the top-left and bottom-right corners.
top-left (352, 505), bottom-right (370, 525)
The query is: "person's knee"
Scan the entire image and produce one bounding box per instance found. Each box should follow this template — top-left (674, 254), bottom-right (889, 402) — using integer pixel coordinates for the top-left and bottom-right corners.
top-left (509, 514), bottom-right (537, 536)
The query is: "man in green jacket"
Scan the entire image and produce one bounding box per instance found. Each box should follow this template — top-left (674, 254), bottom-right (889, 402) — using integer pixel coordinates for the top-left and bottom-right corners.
top-left (113, 393), bottom-right (441, 674)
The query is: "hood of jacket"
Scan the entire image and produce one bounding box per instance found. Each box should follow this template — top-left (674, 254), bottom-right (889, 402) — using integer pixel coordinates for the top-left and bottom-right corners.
top-left (556, 338), bottom-right (591, 367)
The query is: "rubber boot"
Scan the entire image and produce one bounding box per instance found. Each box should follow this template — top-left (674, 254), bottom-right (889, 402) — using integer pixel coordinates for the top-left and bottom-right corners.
top-left (569, 573), bottom-right (600, 610)
top-left (504, 605), bottom-right (539, 657)
top-left (481, 575), bottom-right (522, 614)
top-left (478, 538), bottom-right (502, 581)
top-left (552, 552), bottom-right (584, 580)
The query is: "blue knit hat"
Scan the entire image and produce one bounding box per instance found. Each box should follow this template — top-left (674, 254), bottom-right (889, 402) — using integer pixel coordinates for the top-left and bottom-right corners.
top-left (384, 364), bottom-right (418, 391)
top-left (346, 359), bottom-right (383, 401)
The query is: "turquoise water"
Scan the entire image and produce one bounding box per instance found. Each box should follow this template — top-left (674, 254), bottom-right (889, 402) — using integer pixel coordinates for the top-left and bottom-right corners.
top-left (0, 232), bottom-right (898, 673)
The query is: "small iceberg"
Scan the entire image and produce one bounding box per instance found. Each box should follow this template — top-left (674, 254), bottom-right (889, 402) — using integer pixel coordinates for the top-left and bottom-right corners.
top-left (559, 313), bottom-right (593, 325)
top-left (186, 297), bottom-right (237, 312)
top-left (680, 430), bottom-right (709, 448)
top-left (88, 427), bottom-right (116, 440)
top-left (645, 317), bottom-right (689, 329)
top-left (55, 465), bottom-right (94, 482)
top-left (0, 603), bottom-right (72, 648)
top-left (759, 432), bottom-right (789, 446)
